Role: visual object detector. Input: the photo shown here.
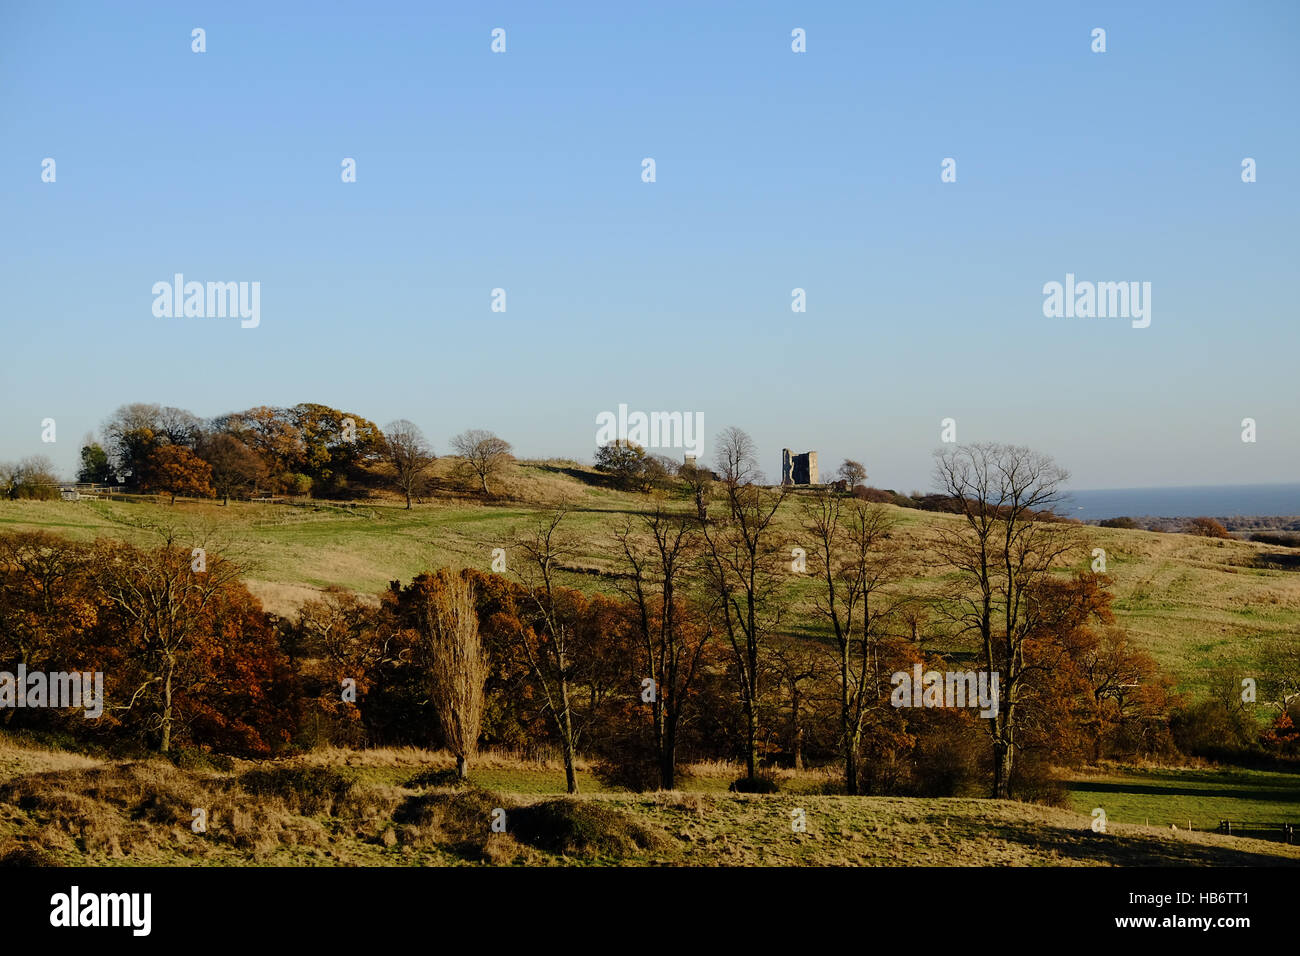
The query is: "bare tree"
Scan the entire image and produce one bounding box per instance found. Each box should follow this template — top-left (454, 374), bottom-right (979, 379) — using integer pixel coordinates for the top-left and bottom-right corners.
top-left (679, 461), bottom-right (713, 521)
top-left (383, 420), bottom-right (435, 509)
top-left (1259, 636), bottom-right (1300, 716)
top-left (931, 442), bottom-right (1075, 798)
top-left (95, 524), bottom-right (246, 752)
top-left (513, 509), bottom-right (583, 793)
top-left (765, 641), bottom-right (822, 770)
top-left (837, 459), bottom-right (868, 490)
top-left (0, 461), bottom-right (18, 498)
top-left (450, 429), bottom-right (513, 496)
top-left (1, 456), bottom-right (60, 500)
top-left (802, 488), bottom-right (904, 793)
top-left (614, 506), bottom-right (711, 789)
top-left (413, 571), bottom-right (488, 780)
top-left (698, 427), bottom-right (790, 781)
top-left (298, 587), bottom-right (396, 675)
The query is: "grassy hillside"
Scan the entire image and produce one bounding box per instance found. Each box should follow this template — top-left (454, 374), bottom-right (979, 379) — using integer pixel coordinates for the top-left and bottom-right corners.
top-left (1, 741), bottom-right (1294, 867)
top-left (2, 462), bottom-right (1296, 698)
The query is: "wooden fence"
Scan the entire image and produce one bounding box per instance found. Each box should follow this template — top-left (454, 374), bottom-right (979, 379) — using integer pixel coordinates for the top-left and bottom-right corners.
top-left (1217, 820), bottom-right (1297, 844)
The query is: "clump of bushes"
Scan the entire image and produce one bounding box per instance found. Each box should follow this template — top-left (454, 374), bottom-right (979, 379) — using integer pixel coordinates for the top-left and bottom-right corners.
top-left (1007, 758), bottom-right (1070, 808)
top-left (405, 767), bottom-right (466, 789)
top-left (170, 747), bottom-right (235, 774)
top-left (0, 842), bottom-right (58, 867)
top-left (392, 787), bottom-right (507, 858)
top-left (1186, 517), bottom-right (1232, 539)
top-left (1099, 516), bottom-right (1141, 530)
top-left (508, 798), bottom-right (665, 858)
top-left (592, 727), bottom-right (661, 793)
top-left (1251, 531), bottom-right (1300, 548)
top-left (239, 766), bottom-right (358, 817)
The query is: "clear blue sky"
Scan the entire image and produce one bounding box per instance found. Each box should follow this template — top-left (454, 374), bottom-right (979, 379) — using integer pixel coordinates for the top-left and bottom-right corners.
top-left (2, 1), bottom-right (1296, 492)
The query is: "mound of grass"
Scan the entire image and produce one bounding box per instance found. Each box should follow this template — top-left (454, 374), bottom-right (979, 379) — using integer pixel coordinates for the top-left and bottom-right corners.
top-left (0, 843), bottom-right (58, 867)
top-left (0, 762), bottom-right (219, 859)
top-left (239, 766), bottom-right (359, 817)
top-left (509, 798), bottom-right (667, 859)
top-left (405, 767), bottom-right (465, 789)
top-left (171, 748), bottom-right (235, 774)
top-left (391, 787), bottom-right (518, 860)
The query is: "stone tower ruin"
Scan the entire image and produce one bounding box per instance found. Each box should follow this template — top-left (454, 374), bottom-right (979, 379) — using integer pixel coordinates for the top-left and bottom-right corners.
top-left (781, 449), bottom-right (819, 485)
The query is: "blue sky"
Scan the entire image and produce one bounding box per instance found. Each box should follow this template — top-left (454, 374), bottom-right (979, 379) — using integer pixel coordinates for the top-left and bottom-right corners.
top-left (2, 0), bottom-right (1297, 492)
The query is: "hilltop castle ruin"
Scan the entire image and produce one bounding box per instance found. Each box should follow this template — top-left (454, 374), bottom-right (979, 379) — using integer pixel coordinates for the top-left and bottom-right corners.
top-left (781, 449), bottom-right (818, 485)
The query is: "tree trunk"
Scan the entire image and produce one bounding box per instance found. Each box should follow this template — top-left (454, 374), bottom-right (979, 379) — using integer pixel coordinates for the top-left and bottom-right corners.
top-left (992, 733), bottom-right (1013, 799)
top-left (744, 697), bottom-right (757, 780)
top-left (480, 474), bottom-right (489, 495)
top-left (405, 491), bottom-right (411, 510)
top-left (559, 677), bottom-right (578, 794)
top-left (791, 685), bottom-right (803, 770)
top-left (456, 754), bottom-right (468, 780)
top-left (160, 666), bottom-right (173, 753)
top-left (661, 740), bottom-right (676, 790)
top-left (561, 736), bottom-right (578, 794)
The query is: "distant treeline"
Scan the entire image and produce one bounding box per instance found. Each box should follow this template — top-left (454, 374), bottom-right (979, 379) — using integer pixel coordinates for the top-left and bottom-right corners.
top-left (2, 402), bottom-right (516, 507)
top-left (1094, 514), bottom-right (1300, 542)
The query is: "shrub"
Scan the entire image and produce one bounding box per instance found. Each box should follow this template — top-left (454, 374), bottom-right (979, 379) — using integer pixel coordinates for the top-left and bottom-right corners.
top-left (1008, 758), bottom-right (1070, 808)
top-left (905, 718), bottom-right (983, 797)
top-left (1187, 517), bottom-right (1232, 539)
top-left (392, 787), bottom-right (508, 858)
top-left (1099, 516), bottom-right (1141, 530)
top-left (406, 767), bottom-right (465, 789)
top-left (508, 799), bottom-right (665, 858)
top-left (239, 766), bottom-right (358, 816)
top-left (0, 843), bottom-right (58, 867)
top-left (171, 748), bottom-right (235, 774)
top-left (728, 775), bottom-right (780, 794)
top-left (1251, 531), bottom-right (1300, 548)
top-left (1170, 701), bottom-right (1258, 760)
top-left (592, 725), bottom-right (661, 793)
top-left (593, 441), bottom-right (671, 493)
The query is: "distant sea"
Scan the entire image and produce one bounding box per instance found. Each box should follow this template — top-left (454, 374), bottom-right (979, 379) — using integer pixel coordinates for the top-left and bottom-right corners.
top-left (1063, 483), bottom-right (1300, 522)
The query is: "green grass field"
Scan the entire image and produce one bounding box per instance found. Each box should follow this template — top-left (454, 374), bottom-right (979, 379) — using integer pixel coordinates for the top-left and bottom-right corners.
top-left (1066, 767), bottom-right (1300, 831)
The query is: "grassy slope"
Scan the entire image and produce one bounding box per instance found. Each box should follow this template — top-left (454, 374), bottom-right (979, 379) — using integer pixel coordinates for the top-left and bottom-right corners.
top-left (2, 742), bottom-right (1295, 867)
top-left (2, 462), bottom-right (1296, 696)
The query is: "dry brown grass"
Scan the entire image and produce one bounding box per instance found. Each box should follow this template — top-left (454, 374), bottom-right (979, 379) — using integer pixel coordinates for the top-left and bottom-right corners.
top-left (0, 745), bottom-right (1294, 867)
top-left (294, 746), bottom-right (593, 774)
top-left (0, 738), bottom-right (103, 778)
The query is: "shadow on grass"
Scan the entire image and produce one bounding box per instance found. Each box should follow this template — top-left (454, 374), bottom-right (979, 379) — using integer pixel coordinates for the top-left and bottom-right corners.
top-left (986, 821), bottom-right (1300, 866)
top-left (1254, 551), bottom-right (1300, 571)
top-left (1071, 780), bottom-right (1300, 805)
